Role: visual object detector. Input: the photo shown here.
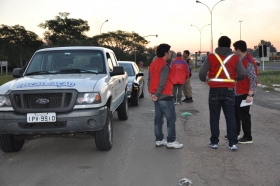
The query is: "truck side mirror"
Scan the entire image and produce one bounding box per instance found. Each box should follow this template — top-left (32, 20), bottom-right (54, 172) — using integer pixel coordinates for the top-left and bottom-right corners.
top-left (13, 68), bottom-right (23, 78)
top-left (136, 72), bottom-right (144, 77)
top-left (110, 66), bottom-right (125, 76)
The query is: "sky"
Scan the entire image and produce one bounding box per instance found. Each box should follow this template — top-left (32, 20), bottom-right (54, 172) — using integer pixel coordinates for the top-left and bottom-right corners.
top-left (1, 0), bottom-right (280, 54)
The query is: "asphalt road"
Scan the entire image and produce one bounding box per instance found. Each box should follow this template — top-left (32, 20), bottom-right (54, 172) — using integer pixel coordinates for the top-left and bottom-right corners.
top-left (0, 72), bottom-right (279, 186)
top-left (257, 61), bottom-right (280, 70)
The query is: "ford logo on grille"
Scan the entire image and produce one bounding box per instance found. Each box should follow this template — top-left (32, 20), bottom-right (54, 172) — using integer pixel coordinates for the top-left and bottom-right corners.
top-left (36, 98), bottom-right (49, 104)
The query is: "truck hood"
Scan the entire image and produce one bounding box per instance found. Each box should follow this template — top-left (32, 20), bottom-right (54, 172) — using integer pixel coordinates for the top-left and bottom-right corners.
top-left (0, 74), bottom-right (108, 94)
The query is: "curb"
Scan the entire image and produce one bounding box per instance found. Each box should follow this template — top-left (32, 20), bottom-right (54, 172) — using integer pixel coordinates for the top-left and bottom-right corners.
top-left (257, 84), bottom-right (280, 92)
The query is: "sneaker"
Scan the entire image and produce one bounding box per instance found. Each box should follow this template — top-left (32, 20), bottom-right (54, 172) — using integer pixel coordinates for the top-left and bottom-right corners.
top-left (156, 139), bottom-right (167, 147)
top-left (208, 142), bottom-right (218, 149)
top-left (185, 97), bottom-right (193, 103)
top-left (178, 101), bottom-right (182, 105)
top-left (166, 141), bottom-right (183, 149)
top-left (238, 137), bottom-right (253, 144)
top-left (229, 145), bottom-right (238, 151)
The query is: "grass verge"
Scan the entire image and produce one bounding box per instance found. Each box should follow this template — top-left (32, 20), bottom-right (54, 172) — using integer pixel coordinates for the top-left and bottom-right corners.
top-left (257, 70), bottom-right (280, 86)
top-left (0, 73), bottom-right (14, 86)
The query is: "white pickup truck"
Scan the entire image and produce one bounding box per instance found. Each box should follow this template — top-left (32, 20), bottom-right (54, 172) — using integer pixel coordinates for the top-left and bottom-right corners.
top-left (0, 46), bottom-right (128, 152)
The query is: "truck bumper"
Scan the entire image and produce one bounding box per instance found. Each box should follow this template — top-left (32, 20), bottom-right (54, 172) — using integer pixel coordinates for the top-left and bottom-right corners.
top-left (0, 107), bottom-right (107, 135)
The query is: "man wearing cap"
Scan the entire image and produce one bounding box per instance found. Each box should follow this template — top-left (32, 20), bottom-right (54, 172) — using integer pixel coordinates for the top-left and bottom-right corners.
top-left (170, 52), bottom-right (190, 104)
top-left (148, 43), bottom-right (183, 149)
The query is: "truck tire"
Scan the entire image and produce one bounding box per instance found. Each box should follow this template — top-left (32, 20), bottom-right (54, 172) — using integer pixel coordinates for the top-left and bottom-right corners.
top-left (0, 134), bottom-right (25, 152)
top-left (131, 90), bottom-right (139, 106)
top-left (117, 94), bottom-right (128, 120)
top-left (95, 108), bottom-right (113, 151)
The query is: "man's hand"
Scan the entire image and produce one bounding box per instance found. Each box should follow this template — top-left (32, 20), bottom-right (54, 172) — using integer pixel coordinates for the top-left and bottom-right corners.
top-left (204, 77), bottom-right (209, 85)
top-left (150, 94), bottom-right (158, 101)
top-left (246, 96), bottom-right (253, 103)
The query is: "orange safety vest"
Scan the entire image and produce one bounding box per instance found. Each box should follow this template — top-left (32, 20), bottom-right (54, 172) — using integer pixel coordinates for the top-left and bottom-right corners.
top-left (236, 54), bottom-right (258, 94)
top-left (208, 53), bottom-right (239, 88)
top-left (149, 58), bottom-right (173, 95)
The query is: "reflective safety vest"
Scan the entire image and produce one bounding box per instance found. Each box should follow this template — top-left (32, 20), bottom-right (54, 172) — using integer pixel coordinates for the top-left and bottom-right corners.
top-left (208, 53), bottom-right (239, 88)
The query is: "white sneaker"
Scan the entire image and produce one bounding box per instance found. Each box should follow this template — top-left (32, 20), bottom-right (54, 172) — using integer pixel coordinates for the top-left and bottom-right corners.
top-left (166, 141), bottom-right (183, 149)
top-left (229, 145), bottom-right (238, 151)
top-left (156, 139), bottom-right (167, 147)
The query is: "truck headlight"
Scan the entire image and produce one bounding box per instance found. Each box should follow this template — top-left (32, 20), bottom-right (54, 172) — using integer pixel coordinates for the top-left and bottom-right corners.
top-left (0, 95), bottom-right (11, 107)
top-left (76, 93), bottom-right (101, 104)
top-left (127, 83), bottom-right (132, 92)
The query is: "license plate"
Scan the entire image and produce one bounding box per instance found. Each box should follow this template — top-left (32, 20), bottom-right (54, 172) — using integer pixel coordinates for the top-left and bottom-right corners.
top-left (27, 113), bottom-right (56, 123)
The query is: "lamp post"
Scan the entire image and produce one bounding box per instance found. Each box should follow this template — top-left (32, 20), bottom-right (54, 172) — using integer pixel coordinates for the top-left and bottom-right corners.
top-left (100, 19), bottom-right (108, 34)
top-left (196, 0), bottom-right (225, 52)
top-left (134, 34), bottom-right (158, 63)
top-left (239, 20), bottom-right (243, 40)
top-left (190, 24), bottom-right (210, 53)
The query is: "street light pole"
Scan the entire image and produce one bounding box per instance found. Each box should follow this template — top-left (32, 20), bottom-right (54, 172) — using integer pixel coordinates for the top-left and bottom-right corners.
top-left (135, 34), bottom-right (158, 63)
top-left (196, 0), bottom-right (225, 52)
top-left (239, 20), bottom-right (243, 40)
top-left (191, 24), bottom-right (210, 53)
top-left (100, 19), bottom-right (108, 34)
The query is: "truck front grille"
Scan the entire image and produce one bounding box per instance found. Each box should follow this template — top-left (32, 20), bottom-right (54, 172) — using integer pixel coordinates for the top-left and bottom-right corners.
top-left (10, 90), bottom-right (77, 113)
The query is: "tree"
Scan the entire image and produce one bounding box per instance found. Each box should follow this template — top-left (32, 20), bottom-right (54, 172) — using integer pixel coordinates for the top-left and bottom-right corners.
top-left (38, 12), bottom-right (90, 46)
top-left (252, 40), bottom-right (277, 57)
top-left (0, 24), bottom-right (43, 68)
top-left (143, 46), bottom-right (157, 66)
top-left (89, 30), bottom-right (149, 61)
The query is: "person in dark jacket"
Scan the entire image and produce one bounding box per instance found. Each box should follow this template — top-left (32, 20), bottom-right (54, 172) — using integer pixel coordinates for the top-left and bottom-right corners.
top-left (199, 36), bottom-right (246, 151)
top-left (148, 44), bottom-right (183, 149)
top-left (182, 50), bottom-right (193, 103)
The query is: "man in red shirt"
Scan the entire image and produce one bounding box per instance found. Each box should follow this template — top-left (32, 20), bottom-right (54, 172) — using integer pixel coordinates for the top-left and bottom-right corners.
top-left (233, 40), bottom-right (258, 144)
top-left (199, 36), bottom-right (246, 151)
top-left (148, 44), bottom-right (183, 149)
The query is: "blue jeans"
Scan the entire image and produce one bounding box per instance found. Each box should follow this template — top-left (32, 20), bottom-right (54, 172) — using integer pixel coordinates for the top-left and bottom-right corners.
top-left (154, 98), bottom-right (176, 142)
top-left (209, 88), bottom-right (238, 147)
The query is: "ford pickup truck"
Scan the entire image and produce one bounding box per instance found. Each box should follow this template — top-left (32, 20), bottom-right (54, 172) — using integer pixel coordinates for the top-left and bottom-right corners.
top-left (0, 46), bottom-right (128, 152)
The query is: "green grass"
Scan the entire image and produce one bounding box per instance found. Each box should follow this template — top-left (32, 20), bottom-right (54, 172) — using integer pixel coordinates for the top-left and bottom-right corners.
top-left (0, 73), bottom-right (14, 86)
top-left (257, 70), bottom-right (280, 86)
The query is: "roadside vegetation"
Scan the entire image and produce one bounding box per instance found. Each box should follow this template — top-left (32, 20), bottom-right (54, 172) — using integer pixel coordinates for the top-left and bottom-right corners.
top-left (0, 73), bottom-right (13, 85)
top-left (257, 70), bottom-right (280, 86)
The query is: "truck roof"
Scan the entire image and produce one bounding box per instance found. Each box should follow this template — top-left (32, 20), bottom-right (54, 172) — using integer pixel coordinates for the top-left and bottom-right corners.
top-left (36, 46), bottom-right (113, 53)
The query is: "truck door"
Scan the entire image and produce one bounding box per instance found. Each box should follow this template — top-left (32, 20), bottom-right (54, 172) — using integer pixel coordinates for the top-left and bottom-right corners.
top-left (106, 52), bottom-right (121, 112)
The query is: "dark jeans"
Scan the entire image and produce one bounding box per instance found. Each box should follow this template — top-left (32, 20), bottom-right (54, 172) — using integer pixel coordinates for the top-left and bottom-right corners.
top-left (209, 88), bottom-right (238, 147)
top-left (235, 94), bottom-right (252, 140)
top-left (154, 98), bottom-right (176, 142)
top-left (173, 84), bottom-right (183, 102)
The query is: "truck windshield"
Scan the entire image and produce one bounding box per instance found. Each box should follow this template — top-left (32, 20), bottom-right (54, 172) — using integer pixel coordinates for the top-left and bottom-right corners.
top-left (25, 50), bottom-right (106, 75)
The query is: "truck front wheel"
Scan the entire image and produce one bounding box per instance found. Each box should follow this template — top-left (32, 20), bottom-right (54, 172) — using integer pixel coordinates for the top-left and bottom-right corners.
top-left (0, 134), bottom-right (25, 153)
top-left (95, 108), bottom-right (113, 151)
top-left (117, 94), bottom-right (128, 120)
